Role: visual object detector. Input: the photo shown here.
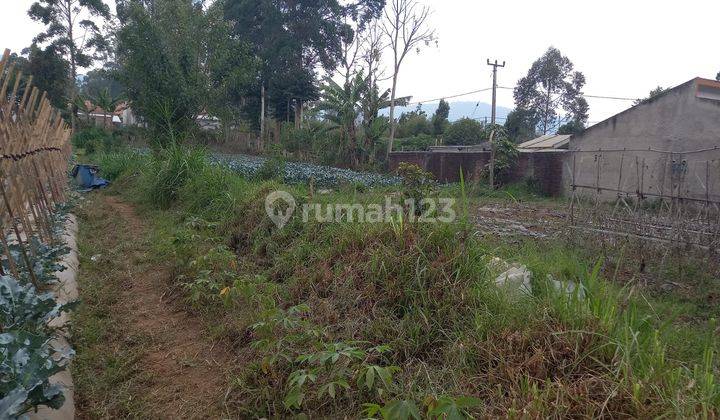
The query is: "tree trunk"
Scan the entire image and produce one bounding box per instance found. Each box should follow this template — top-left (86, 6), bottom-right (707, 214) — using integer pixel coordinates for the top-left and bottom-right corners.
top-left (385, 68), bottom-right (399, 160)
top-left (294, 100), bottom-right (302, 129)
top-left (260, 83), bottom-right (266, 152)
top-left (543, 80), bottom-right (552, 134)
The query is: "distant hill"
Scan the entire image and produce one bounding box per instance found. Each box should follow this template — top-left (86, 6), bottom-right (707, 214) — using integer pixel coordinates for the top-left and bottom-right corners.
top-left (380, 101), bottom-right (512, 123)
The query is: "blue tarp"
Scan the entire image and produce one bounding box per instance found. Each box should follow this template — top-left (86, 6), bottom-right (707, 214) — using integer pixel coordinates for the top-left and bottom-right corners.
top-left (71, 165), bottom-right (109, 190)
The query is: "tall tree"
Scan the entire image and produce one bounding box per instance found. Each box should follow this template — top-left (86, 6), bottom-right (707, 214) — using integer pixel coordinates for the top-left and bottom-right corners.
top-left (381, 0), bottom-right (436, 158)
top-left (205, 0), bottom-right (257, 138)
top-left (224, 0), bottom-right (378, 143)
top-left (28, 0), bottom-right (111, 129)
top-left (513, 47), bottom-right (588, 135)
top-left (80, 64), bottom-right (125, 99)
top-left (431, 98), bottom-right (450, 136)
top-left (116, 0), bottom-right (208, 144)
top-left (504, 108), bottom-right (537, 143)
top-left (11, 45), bottom-right (72, 111)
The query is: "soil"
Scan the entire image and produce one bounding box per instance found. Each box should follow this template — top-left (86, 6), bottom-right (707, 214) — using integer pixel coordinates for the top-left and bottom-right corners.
top-left (79, 195), bottom-right (235, 419)
top-left (473, 201), bottom-right (568, 238)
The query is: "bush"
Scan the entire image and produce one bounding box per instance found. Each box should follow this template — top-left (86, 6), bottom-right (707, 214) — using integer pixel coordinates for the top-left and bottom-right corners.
top-left (142, 145), bottom-right (207, 208)
top-left (256, 156), bottom-right (286, 181)
top-left (72, 127), bottom-right (122, 154)
top-left (396, 110), bottom-right (432, 139)
top-left (96, 151), bottom-right (148, 181)
top-left (394, 134), bottom-right (436, 151)
top-left (444, 118), bottom-right (484, 145)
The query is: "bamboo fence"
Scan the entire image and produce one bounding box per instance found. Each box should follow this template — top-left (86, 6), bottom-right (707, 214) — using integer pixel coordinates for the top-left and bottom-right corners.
top-left (0, 48), bottom-right (72, 286)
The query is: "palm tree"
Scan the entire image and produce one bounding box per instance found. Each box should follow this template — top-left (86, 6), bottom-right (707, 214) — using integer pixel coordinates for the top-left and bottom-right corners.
top-left (72, 95), bottom-right (92, 124)
top-left (91, 88), bottom-right (124, 129)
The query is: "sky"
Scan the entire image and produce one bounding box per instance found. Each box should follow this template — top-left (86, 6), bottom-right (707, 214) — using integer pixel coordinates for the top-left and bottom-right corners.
top-left (2, 0), bottom-right (719, 124)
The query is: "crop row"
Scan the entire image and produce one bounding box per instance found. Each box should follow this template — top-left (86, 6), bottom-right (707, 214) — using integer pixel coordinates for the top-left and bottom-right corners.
top-left (210, 153), bottom-right (402, 188)
top-left (0, 213), bottom-right (74, 418)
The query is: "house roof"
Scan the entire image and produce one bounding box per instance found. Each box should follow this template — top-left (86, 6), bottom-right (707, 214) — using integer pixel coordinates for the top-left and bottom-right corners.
top-left (517, 134), bottom-right (571, 150)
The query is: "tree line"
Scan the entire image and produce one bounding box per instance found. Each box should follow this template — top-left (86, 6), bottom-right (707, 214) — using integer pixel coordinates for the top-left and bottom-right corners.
top-left (16, 0), bottom-right (695, 169)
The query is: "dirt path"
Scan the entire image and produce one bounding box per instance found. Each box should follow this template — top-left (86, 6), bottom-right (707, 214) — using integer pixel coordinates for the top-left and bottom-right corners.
top-left (74, 195), bottom-right (234, 419)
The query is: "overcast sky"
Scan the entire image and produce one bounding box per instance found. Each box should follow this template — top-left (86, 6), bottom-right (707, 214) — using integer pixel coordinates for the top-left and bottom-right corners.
top-left (2, 0), bottom-right (719, 123)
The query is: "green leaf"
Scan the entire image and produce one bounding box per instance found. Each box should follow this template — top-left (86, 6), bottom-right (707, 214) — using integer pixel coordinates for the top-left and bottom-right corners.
top-left (365, 365), bottom-right (376, 389)
top-left (382, 400), bottom-right (422, 420)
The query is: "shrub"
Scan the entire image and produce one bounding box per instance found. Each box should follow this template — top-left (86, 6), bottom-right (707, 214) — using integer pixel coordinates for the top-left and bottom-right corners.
top-left (142, 145), bottom-right (207, 208)
top-left (256, 156), bottom-right (286, 181)
top-left (444, 118), bottom-right (484, 145)
top-left (72, 127), bottom-right (121, 154)
top-left (396, 110), bottom-right (432, 139)
top-left (394, 134), bottom-right (436, 151)
top-left (96, 151), bottom-right (148, 181)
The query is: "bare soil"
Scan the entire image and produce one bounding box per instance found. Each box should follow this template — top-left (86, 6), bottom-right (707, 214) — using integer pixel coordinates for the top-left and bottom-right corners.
top-left (76, 195), bottom-right (235, 419)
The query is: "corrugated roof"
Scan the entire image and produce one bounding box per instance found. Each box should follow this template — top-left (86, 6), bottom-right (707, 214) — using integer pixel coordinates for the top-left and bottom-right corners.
top-left (517, 134), bottom-right (571, 150)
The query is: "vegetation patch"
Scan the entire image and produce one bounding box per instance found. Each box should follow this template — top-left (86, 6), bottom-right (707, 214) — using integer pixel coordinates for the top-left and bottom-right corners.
top-left (70, 146), bottom-right (720, 418)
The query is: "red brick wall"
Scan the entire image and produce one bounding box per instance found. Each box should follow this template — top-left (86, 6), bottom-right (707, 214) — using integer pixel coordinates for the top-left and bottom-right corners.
top-left (389, 150), bottom-right (567, 196)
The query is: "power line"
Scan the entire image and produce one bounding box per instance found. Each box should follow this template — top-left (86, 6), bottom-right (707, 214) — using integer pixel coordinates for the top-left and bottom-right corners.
top-left (406, 87), bottom-right (493, 105)
top-left (404, 85), bottom-right (638, 106)
top-left (497, 86), bottom-right (638, 101)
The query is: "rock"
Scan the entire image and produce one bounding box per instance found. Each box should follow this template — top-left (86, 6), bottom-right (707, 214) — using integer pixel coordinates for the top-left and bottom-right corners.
top-left (487, 256), bottom-right (510, 272)
top-left (548, 274), bottom-right (586, 299)
top-left (318, 189), bottom-right (333, 195)
top-left (495, 264), bottom-right (533, 295)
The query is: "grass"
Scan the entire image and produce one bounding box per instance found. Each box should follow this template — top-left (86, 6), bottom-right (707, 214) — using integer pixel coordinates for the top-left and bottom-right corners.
top-left (70, 191), bottom-right (150, 417)
top-left (72, 145), bottom-right (720, 418)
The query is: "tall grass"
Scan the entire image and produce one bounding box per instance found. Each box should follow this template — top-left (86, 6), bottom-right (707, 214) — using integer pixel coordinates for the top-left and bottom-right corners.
top-left (84, 147), bottom-right (720, 418)
top-left (141, 145), bottom-right (207, 209)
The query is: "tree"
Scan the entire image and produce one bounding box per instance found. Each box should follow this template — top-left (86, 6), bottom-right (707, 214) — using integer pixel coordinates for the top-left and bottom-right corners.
top-left (396, 107), bottom-right (431, 138)
top-left (431, 98), bottom-right (449, 136)
top-left (11, 45), bottom-right (72, 111)
top-left (633, 86), bottom-right (666, 105)
top-left (484, 124), bottom-right (518, 188)
top-left (557, 120), bottom-right (585, 135)
top-left (116, 0), bottom-right (209, 145)
top-left (318, 74), bottom-right (366, 167)
top-left (513, 47), bottom-right (588, 135)
top-left (80, 65), bottom-right (125, 99)
top-left (205, 0), bottom-right (257, 139)
top-left (224, 0), bottom-right (376, 143)
top-left (29, 0), bottom-right (112, 129)
top-left (444, 118), bottom-right (484, 146)
top-left (381, 0), bottom-right (436, 159)
top-left (716, 71), bottom-right (719, 82)
top-left (504, 108), bottom-right (537, 143)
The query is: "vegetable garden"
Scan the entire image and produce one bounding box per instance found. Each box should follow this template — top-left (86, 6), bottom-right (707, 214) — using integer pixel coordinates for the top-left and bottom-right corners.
top-left (0, 49), bottom-right (75, 417)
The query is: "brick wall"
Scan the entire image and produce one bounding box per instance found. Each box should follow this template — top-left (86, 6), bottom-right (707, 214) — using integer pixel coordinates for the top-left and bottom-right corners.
top-left (389, 150), bottom-right (568, 196)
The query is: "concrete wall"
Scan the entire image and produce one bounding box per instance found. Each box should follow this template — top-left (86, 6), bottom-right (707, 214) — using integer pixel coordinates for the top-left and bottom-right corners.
top-left (568, 78), bottom-right (720, 202)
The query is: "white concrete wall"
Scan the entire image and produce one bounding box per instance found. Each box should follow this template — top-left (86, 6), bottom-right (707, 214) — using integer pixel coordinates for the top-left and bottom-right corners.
top-left (567, 79), bottom-right (720, 202)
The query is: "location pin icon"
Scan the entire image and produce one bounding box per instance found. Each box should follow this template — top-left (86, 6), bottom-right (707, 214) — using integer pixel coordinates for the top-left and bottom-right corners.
top-left (265, 191), bottom-right (296, 229)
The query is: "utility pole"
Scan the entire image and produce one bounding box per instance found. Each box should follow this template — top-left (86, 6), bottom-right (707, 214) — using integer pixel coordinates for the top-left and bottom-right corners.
top-left (486, 59), bottom-right (505, 125)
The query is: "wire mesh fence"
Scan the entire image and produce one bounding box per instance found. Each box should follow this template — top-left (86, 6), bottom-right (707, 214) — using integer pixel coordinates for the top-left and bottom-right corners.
top-left (0, 48), bottom-right (72, 285)
top-left (568, 147), bottom-right (720, 251)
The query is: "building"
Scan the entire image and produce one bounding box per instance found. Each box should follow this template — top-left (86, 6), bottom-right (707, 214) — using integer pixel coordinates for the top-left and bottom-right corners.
top-left (517, 134), bottom-right (571, 151)
top-left (389, 77), bottom-right (720, 201)
top-left (568, 77), bottom-right (720, 202)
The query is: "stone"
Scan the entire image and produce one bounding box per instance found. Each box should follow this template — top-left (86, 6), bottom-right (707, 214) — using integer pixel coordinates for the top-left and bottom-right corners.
top-left (548, 274), bottom-right (586, 299)
top-left (495, 264), bottom-right (533, 295)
